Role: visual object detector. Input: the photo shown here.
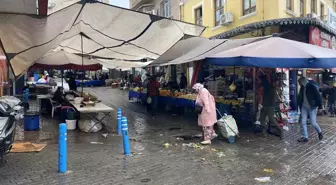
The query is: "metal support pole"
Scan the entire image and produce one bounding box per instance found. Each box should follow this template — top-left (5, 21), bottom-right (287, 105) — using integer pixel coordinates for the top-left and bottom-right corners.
top-left (117, 108), bottom-right (122, 135)
top-left (252, 67), bottom-right (256, 121)
top-left (58, 123), bottom-right (67, 173)
top-left (121, 116), bottom-right (131, 156)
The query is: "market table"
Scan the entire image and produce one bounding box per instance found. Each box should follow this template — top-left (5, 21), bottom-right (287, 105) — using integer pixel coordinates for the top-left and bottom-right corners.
top-left (37, 94), bottom-right (53, 112)
top-left (128, 90), bottom-right (234, 118)
top-left (69, 101), bottom-right (114, 132)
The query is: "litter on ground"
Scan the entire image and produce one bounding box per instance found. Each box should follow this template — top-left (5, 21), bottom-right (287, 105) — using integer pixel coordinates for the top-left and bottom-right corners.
top-left (254, 177), bottom-right (271, 183)
top-left (263, 169), bottom-right (274, 173)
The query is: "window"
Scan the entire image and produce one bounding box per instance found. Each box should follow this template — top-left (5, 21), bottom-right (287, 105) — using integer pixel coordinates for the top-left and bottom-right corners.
top-left (286, 0), bottom-right (292, 10)
top-left (160, 0), bottom-right (171, 18)
top-left (311, 0), bottom-right (316, 13)
top-left (195, 7), bottom-right (203, 25)
top-left (243, 0), bottom-right (256, 15)
top-left (300, 0), bottom-right (304, 16)
top-left (215, 0), bottom-right (225, 26)
top-left (321, 3), bottom-right (325, 20)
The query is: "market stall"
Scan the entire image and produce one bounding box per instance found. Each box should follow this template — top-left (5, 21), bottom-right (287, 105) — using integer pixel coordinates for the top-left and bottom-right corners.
top-left (206, 35), bottom-right (336, 129)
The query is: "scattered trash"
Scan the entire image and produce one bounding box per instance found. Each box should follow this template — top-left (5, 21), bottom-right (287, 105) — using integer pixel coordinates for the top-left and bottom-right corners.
top-left (176, 137), bottom-right (184, 140)
top-left (217, 152), bottom-right (225, 158)
top-left (283, 125), bottom-right (289, 131)
top-left (160, 134), bottom-right (163, 136)
top-left (90, 142), bottom-right (104, 145)
top-left (201, 158), bottom-right (206, 161)
top-left (254, 177), bottom-right (271, 183)
top-left (102, 133), bottom-right (109, 138)
top-left (247, 140), bottom-right (250, 142)
top-left (263, 169), bottom-right (274, 173)
top-left (163, 143), bottom-right (170, 148)
top-left (182, 143), bottom-right (205, 149)
top-left (211, 148), bottom-right (218, 152)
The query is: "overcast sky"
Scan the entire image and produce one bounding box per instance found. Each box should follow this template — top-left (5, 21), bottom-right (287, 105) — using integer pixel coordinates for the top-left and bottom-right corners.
top-left (110, 0), bottom-right (129, 8)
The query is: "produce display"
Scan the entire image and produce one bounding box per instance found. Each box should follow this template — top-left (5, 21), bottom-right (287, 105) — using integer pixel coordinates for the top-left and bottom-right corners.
top-left (131, 88), bottom-right (243, 106)
top-left (179, 94), bottom-right (197, 100)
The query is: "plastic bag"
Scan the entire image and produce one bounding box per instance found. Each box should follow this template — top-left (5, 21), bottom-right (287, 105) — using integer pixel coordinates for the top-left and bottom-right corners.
top-left (78, 119), bottom-right (102, 133)
top-left (229, 83), bottom-right (236, 92)
top-left (217, 115), bottom-right (239, 138)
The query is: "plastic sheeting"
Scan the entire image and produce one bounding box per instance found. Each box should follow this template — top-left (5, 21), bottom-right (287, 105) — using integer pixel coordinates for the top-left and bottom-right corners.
top-left (207, 37), bottom-right (336, 68)
top-left (0, 1), bottom-right (205, 76)
top-left (151, 37), bottom-right (265, 66)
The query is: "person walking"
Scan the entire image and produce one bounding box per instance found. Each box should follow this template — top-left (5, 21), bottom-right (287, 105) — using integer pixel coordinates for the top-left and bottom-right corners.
top-left (147, 76), bottom-right (160, 117)
top-left (327, 83), bottom-right (336, 117)
top-left (193, 83), bottom-right (217, 145)
top-left (259, 75), bottom-right (284, 140)
top-left (297, 77), bottom-right (323, 142)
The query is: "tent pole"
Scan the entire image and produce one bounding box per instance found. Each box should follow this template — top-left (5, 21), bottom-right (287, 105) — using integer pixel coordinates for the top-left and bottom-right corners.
top-left (81, 33), bottom-right (84, 96)
top-left (61, 70), bottom-right (64, 89)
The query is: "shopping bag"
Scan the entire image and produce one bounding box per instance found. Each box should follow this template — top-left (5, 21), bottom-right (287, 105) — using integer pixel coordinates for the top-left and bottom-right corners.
top-left (217, 115), bottom-right (239, 138)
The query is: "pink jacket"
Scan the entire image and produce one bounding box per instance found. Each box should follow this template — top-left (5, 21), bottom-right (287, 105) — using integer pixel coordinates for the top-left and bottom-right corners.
top-left (195, 88), bottom-right (217, 127)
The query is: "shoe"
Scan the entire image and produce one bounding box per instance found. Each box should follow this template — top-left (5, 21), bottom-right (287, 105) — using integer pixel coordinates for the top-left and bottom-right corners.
top-left (297, 137), bottom-right (308, 142)
top-left (318, 132), bottom-right (323, 140)
top-left (201, 140), bottom-right (211, 145)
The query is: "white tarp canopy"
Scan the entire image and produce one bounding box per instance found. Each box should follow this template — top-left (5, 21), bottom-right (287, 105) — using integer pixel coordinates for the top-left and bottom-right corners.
top-left (34, 49), bottom-right (151, 70)
top-left (0, 0), bottom-right (37, 14)
top-left (98, 59), bottom-right (152, 70)
top-left (151, 37), bottom-right (267, 66)
top-left (0, 1), bottom-right (204, 76)
top-left (33, 50), bottom-right (101, 70)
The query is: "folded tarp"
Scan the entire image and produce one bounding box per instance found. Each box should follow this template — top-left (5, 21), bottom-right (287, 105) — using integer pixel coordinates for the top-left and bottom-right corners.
top-left (0, 1), bottom-right (205, 76)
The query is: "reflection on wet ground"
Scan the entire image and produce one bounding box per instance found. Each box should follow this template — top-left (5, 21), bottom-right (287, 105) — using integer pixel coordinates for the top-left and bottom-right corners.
top-left (1, 87), bottom-right (336, 184)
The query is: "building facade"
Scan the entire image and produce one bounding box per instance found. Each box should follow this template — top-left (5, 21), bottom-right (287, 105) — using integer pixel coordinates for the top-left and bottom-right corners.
top-left (130, 0), bottom-right (181, 19)
top-left (181, 0), bottom-right (336, 38)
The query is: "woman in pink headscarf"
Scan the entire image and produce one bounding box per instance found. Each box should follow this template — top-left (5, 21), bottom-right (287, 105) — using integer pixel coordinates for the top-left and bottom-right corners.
top-left (193, 83), bottom-right (217, 145)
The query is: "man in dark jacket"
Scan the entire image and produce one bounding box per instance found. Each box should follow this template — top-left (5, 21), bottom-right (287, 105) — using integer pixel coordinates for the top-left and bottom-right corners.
top-left (297, 77), bottom-right (323, 142)
top-left (179, 73), bottom-right (188, 89)
top-left (259, 75), bottom-right (284, 140)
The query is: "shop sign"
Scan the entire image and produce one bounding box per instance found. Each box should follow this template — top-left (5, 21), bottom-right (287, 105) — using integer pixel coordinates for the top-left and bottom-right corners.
top-left (309, 26), bottom-right (336, 50)
top-left (328, 7), bottom-right (336, 31)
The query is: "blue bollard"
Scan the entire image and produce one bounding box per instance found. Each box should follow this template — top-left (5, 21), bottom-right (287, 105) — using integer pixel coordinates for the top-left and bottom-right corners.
top-left (117, 108), bottom-right (122, 135)
top-left (121, 116), bottom-right (131, 156)
top-left (58, 123), bottom-right (67, 173)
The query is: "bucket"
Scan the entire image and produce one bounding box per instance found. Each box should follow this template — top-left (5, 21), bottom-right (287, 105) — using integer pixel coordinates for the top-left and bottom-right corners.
top-left (24, 113), bottom-right (40, 131)
top-left (66, 119), bottom-right (77, 130)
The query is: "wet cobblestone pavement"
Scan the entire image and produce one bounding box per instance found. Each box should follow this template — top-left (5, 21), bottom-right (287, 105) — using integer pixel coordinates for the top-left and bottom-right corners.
top-left (1, 87), bottom-right (336, 184)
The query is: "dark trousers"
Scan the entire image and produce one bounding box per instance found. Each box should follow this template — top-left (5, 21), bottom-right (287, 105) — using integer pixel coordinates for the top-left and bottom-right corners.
top-left (260, 106), bottom-right (281, 131)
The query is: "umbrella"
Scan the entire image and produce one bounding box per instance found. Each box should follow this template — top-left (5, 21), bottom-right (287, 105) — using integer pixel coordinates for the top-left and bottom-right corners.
top-left (207, 36), bottom-right (336, 68)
